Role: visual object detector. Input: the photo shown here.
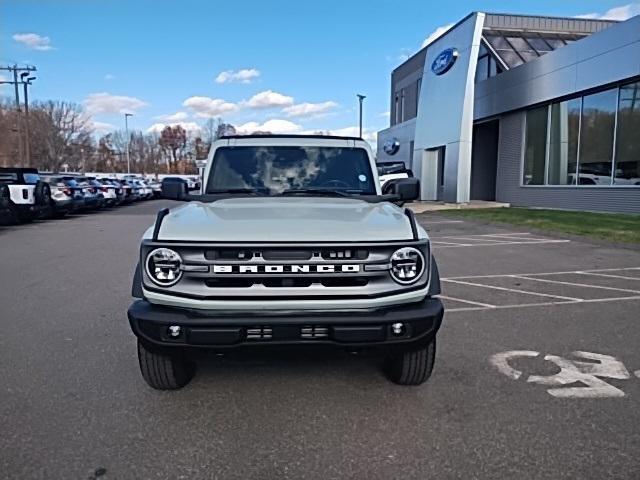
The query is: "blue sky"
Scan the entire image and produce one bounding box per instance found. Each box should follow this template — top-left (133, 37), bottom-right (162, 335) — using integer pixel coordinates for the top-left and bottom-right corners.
top-left (2, 0), bottom-right (639, 145)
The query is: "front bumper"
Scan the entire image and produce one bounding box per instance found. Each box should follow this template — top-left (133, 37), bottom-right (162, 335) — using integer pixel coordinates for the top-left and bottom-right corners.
top-left (128, 297), bottom-right (444, 350)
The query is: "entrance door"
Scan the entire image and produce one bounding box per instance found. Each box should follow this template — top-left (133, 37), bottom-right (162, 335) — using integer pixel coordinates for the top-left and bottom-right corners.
top-left (470, 120), bottom-right (499, 201)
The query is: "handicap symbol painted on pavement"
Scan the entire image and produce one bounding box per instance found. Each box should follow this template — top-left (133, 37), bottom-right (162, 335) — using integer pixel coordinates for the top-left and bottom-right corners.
top-left (490, 350), bottom-right (632, 398)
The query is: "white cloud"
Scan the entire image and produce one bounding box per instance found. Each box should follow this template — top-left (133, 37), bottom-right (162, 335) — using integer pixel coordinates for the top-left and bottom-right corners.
top-left (282, 101), bottom-right (338, 118)
top-left (421, 23), bottom-right (454, 48)
top-left (146, 122), bottom-right (201, 134)
top-left (0, 74), bottom-right (7, 87)
top-left (245, 90), bottom-right (294, 108)
top-left (235, 119), bottom-right (302, 134)
top-left (215, 68), bottom-right (260, 84)
top-left (155, 111), bottom-right (189, 122)
top-left (379, 111), bottom-right (390, 118)
top-left (84, 92), bottom-right (147, 115)
top-left (91, 121), bottom-right (116, 134)
top-left (183, 96), bottom-right (239, 118)
top-left (104, 74), bottom-right (116, 81)
top-left (576, 3), bottom-right (640, 20)
top-left (323, 126), bottom-right (378, 143)
top-left (12, 33), bottom-right (54, 51)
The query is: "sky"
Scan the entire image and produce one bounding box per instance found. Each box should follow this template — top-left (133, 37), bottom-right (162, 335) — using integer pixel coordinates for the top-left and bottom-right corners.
top-left (1, 0), bottom-right (639, 147)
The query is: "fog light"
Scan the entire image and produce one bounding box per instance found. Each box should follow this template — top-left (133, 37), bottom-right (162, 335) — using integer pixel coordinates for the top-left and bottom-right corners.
top-left (167, 325), bottom-right (181, 338)
top-left (391, 322), bottom-right (406, 336)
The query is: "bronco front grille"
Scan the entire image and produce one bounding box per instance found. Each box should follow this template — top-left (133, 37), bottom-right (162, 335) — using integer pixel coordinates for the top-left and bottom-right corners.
top-left (142, 241), bottom-right (429, 300)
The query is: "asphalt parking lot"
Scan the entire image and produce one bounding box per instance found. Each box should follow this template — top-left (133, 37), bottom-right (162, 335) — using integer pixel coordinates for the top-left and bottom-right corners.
top-left (1, 201), bottom-right (640, 479)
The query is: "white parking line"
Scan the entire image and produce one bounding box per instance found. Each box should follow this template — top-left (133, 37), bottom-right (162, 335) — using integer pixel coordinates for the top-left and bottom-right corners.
top-left (430, 232), bottom-right (571, 248)
top-left (423, 220), bottom-right (465, 224)
top-left (575, 271), bottom-right (640, 281)
top-left (510, 275), bottom-right (640, 295)
top-left (434, 239), bottom-right (570, 248)
top-left (430, 240), bottom-right (473, 246)
top-left (446, 295), bottom-right (640, 313)
top-left (438, 295), bottom-right (496, 308)
top-left (444, 266), bottom-right (640, 280)
top-left (442, 278), bottom-right (583, 301)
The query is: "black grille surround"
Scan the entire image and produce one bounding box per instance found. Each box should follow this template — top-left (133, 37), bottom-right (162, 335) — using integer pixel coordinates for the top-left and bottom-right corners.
top-left (141, 239), bottom-right (431, 301)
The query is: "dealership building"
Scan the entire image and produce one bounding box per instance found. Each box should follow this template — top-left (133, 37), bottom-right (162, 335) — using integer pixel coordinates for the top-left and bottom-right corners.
top-left (377, 12), bottom-right (640, 213)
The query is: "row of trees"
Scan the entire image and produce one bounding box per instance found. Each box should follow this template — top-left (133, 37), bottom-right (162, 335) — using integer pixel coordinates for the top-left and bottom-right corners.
top-left (0, 98), bottom-right (235, 174)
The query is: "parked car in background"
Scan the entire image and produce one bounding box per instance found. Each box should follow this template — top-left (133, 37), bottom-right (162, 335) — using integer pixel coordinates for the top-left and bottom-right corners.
top-left (185, 176), bottom-right (198, 191)
top-left (121, 179), bottom-right (142, 202)
top-left (146, 179), bottom-right (162, 198)
top-left (74, 176), bottom-right (104, 210)
top-left (88, 177), bottom-right (118, 206)
top-left (40, 174), bottom-right (78, 218)
top-left (0, 167), bottom-right (51, 223)
top-left (377, 162), bottom-right (414, 187)
top-left (59, 177), bottom-right (87, 211)
top-left (98, 178), bottom-right (125, 205)
top-left (134, 179), bottom-right (153, 200)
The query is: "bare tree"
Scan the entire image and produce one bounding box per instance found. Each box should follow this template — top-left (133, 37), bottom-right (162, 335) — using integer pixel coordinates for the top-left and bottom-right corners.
top-left (159, 125), bottom-right (187, 172)
top-left (27, 100), bottom-right (94, 172)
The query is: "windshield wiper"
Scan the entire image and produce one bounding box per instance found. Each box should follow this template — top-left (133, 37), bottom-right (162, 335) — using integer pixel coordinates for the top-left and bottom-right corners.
top-left (279, 188), bottom-right (353, 197)
top-left (208, 188), bottom-right (266, 195)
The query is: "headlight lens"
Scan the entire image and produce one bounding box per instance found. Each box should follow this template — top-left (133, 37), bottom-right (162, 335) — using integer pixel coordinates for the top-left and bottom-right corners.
top-left (390, 247), bottom-right (425, 284)
top-left (146, 248), bottom-right (182, 286)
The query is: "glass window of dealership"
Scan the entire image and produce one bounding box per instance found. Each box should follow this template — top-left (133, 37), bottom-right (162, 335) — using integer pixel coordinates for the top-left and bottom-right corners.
top-left (524, 81), bottom-right (640, 187)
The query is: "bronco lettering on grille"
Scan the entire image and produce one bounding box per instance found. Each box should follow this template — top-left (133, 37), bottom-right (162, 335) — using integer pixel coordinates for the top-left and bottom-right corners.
top-left (212, 264), bottom-right (360, 274)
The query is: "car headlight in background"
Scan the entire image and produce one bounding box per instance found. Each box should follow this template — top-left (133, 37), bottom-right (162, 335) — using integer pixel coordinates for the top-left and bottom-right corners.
top-left (146, 248), bottom-right (182, 286)
top-left (390, 247), bottom-right (425, 284)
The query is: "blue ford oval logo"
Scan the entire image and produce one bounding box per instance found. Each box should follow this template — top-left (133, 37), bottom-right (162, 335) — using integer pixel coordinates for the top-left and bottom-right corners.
top-left (431, 48), bottom-right (459, 75)
top-left (383, 138), bottom-right (400, 155)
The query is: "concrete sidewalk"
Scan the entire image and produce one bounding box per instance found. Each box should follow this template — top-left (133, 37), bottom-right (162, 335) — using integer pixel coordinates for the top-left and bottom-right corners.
top-left (408, 200), bottom-right (510, 213)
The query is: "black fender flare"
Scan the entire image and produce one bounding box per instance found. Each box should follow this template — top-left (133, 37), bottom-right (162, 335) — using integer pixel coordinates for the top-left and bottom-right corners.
top-left (428, 255), bottom-right (441, 296)
top-left (132, 262), bottom-right (143, 298)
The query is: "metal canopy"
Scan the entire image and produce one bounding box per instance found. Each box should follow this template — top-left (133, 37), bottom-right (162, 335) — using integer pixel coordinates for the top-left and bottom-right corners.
top-left (483, 31), bottom-right (587, 69)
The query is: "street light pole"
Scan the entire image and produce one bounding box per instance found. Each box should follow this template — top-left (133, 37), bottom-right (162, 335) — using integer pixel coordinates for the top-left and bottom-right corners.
top-left (357, 94), bottom-right (366, 138)
top-left (124, 113), bottom-right (133, 174)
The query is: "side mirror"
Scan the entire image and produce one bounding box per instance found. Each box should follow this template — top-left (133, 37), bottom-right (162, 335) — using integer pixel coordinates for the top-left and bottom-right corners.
top-left (382, 177), bottom-right (420, 202)
top-left (161, 182), bottom-right (190, 201)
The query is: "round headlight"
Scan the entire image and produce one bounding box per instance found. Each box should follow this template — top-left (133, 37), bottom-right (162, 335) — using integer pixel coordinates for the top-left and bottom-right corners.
top-left (390, 247), bottom-right (425, 284)
top-left (146, 248), bottom-right (182, 286)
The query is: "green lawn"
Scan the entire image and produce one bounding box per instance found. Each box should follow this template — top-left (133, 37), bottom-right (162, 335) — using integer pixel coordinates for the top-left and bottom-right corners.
top-left (440, 208), bottom-right (640, 244)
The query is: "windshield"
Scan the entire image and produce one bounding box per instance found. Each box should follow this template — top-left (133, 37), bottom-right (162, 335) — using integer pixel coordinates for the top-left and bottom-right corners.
top-left (23, 173), bottom-right (40, 184)
top-left (206, 146), bottom-right (376, 195)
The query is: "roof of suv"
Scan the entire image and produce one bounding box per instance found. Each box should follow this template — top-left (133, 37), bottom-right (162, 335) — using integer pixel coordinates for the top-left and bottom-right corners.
top-left (219, 134), bottom-right (363, 141)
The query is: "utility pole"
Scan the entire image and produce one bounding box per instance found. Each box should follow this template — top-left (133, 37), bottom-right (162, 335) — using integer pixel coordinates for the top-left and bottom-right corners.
top-left (124, 113), bottom-right (133, 174)
top-left (0, 64), bottom-right (37, 166)
top-left (21, 74), bottom-right (36, 166)
top-left (357, 94), bottom-right (366, 138)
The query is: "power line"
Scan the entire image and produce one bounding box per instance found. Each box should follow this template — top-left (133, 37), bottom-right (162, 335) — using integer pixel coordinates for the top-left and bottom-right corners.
top-left (0, 64), bottom-right (37, 166)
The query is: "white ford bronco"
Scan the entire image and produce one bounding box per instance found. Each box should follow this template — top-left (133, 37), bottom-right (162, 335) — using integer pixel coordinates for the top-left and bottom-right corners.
top-left (128, 135), bottom-right (443, 389)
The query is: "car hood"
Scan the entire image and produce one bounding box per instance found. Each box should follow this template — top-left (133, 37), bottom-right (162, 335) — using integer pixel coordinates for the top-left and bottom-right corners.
top-left (148, 197), bottom-right (424, 242)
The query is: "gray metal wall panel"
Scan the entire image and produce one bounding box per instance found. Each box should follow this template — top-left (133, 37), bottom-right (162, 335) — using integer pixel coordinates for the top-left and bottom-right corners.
top-left (496, 112), bottom-right (640, 214)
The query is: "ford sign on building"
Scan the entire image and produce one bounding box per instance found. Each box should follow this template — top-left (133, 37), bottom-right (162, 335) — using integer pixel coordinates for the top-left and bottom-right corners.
top-left (431, 48), bottom-right (458, 75)
top-left (377, 12), bottom-right (640, 213)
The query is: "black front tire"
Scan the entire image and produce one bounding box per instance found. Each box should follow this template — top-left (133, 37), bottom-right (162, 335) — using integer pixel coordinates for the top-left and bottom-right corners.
top-left (137, 340), bottom-right (194, 390)
top-left (385, 338), bottom-right (436, 386)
